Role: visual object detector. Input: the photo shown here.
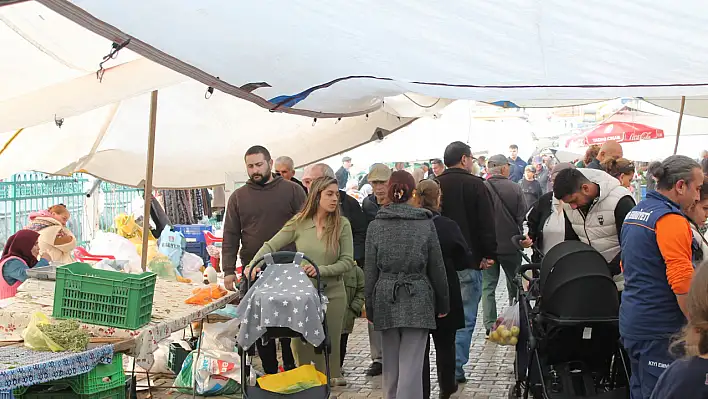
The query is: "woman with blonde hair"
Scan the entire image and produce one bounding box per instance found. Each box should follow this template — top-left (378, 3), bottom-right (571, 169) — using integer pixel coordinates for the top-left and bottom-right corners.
top-left (650, 259), bottom-right (708, 398)
top-left (247, 176), bottom-right (354, 386)
top-left (25, 204), bottom-right (76, 263)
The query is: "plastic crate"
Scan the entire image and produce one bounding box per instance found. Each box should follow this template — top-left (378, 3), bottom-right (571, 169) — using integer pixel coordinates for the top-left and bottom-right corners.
top-left (53, 263), bottom-right (157, 330)
top-left (17, 384), bottom-right (126, 399)
top-left (67, 354), bottom-right (125, 395)
top-left (185, 242), bottom-right (209, 266)
top-left (173, 224), bottom-right (212, 243)
top-left (167, 337), bottom-right (199, 374)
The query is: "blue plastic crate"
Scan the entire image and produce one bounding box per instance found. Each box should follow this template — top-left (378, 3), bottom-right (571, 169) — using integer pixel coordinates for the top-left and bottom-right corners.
top-left (173, 225), bottom-right (212, 243)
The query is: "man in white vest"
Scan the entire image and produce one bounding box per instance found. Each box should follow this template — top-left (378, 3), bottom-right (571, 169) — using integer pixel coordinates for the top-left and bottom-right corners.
top-left (552, 168), bottom-right (636, 290)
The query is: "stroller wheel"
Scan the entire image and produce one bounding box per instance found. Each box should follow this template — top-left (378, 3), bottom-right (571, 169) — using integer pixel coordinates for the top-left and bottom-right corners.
top-left (508, 384), bottom-right (521, 399)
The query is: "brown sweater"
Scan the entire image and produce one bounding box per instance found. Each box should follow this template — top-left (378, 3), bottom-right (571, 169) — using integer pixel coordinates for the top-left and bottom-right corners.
top-left (221, 176), bottom-right (306, 276)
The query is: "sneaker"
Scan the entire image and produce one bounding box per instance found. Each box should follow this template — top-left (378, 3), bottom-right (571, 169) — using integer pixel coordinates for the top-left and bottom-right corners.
top-left (485, 328), bottom-right (490, 339)
top-left (456, 375), bottom-right (467, 384)
top-left (365, 362), bottom-right (383, 377)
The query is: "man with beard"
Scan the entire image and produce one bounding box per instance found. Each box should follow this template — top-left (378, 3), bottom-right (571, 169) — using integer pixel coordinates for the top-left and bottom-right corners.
top-left (222, 145), bottom-right (306, 375)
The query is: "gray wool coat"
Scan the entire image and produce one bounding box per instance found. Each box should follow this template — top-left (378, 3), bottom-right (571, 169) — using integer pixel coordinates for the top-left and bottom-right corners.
top-left (364, 203), bottom-right (450, 331)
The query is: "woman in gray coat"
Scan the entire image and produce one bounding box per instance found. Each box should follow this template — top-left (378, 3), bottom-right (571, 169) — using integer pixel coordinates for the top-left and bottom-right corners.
top-left (365, 170), bottom-right (450, 399)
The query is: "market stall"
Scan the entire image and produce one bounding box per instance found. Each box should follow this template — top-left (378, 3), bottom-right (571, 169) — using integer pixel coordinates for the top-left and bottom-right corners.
top-left (0, 278), bottom-right (236, 371)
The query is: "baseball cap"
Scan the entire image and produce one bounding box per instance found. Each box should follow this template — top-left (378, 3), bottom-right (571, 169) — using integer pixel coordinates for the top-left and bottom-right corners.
top-left (487, 154), bottom-right (510, 167)
top-left (368, 163), bottom-right (392, 182)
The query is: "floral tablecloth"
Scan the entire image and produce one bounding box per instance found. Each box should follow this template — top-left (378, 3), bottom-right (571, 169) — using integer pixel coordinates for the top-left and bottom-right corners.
top-left (0, 344), bottom-right (113, 391)
top-left (0, 279), bottom-right (237, 370)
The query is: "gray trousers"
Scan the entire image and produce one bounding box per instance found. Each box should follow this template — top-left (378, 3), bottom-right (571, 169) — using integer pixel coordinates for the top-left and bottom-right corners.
top-left (381, 328), bottom-right (428, 399)
top-left (368, 322), bottom-right (382, 363)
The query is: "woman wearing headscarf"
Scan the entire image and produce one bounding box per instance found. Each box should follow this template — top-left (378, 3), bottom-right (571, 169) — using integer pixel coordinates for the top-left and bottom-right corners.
top-left (0, 230), bottom-right (49, 299)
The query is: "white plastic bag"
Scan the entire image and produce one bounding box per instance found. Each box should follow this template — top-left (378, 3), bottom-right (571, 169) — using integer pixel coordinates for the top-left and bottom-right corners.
top-left (488, 303), bottom-right (520, 346)
top-left (201, 318), bottom-right (239, 352)
top-left (88, 231), bottom-right (142, 273)
top-left (182, 252), bottom-right (204, 273)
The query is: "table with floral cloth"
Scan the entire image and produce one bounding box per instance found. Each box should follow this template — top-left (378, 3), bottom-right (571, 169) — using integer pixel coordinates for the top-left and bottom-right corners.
top-left (0, 279), bottom-right (237, 371)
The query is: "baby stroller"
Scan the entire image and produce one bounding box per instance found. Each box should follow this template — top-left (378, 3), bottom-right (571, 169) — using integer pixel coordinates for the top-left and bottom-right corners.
top-left (509, 236), bottom-right (629, 399)
top-left (236, 251), bottom-right (332, 398)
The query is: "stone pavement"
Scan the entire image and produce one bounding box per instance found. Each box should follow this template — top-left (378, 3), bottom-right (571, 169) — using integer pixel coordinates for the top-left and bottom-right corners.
top-left (334, 284), bottom-right (515, 399)
top-left (146, 281), bottom-right (515, 399)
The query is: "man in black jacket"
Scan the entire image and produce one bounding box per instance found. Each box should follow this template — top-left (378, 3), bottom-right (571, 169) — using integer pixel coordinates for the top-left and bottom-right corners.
top-left (436, 141), bottom-right (497, 384)
top-left (335, 157), bottom-right (353, 190)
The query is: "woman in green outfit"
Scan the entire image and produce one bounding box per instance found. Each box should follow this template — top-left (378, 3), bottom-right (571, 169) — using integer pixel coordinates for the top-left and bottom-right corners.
top-left (247, 176), bottom-right (355, 386)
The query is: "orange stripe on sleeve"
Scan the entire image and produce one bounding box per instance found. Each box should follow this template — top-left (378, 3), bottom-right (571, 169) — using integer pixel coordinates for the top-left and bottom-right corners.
top-left (656, 214), bottom-right (694, 295)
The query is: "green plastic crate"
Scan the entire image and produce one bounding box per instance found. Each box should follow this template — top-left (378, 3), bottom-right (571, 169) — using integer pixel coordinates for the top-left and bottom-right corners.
top-left (16, 383), bottom-right (126, 399)
top-left (12, 355), bottom-right (125, 397)
top-left (52, 263), bottom-right (157, 330)
top-left (67, 353), bottom-right (125, 395)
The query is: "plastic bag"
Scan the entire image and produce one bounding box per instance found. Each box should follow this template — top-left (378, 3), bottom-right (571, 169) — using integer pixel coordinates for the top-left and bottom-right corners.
top-left (257, 365), bottom-right (326, 394)
top-left (211, 304), bottom-right (239, 319)
top-left (22, 312), bottom-right (64, 352)
top-left (182, 252), bottom-right (204, 274)
top-left (185, 285), bottom-right (227, 305)
top-left (89, 232), bottom-right (142, 274)
top-left (93, 259), bottom-right (128, 272)
top-left (173, 352), bottom-right (241, 396)
top-left (148, 255), bottom-right (179, 280)
top-left (200, 318), bottom-right (239, 352)
top-left (488, 303), bottom-right (520, 346)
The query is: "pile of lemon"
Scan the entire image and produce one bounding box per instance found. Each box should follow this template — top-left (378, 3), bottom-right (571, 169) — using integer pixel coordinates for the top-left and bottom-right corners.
top-left (489, 324), bottom-right (520, 346)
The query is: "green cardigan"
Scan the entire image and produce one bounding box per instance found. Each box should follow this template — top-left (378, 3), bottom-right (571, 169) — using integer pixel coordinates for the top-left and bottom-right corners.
top-left (249, 216), bottom-right (355, 289)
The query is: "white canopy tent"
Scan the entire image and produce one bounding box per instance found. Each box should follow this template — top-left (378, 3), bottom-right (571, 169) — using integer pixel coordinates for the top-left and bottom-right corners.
top-left (0, 1), bottom-right (450, 187)
top-left (31, 0), bottom-right (708, 117)
top-left (322, 101), bottom-right (535, 173)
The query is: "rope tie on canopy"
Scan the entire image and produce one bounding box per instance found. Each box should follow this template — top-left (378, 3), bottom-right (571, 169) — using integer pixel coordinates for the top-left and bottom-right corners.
top-left (205, 86), bottom-right (214, 99)
top-left (96, 39), bottom-right (132, 82)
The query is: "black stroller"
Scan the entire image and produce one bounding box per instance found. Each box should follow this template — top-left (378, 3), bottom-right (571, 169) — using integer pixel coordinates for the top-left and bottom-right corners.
top-left (509, 236), bottom-right (629, 399)
top-left (237, 251), bottom-right (332, 399)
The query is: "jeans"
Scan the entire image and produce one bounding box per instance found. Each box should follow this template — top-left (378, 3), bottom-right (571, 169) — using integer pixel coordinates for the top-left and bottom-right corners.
top-left (454, 269), bottom-right (483, 379)
top-left (482, 253), bottom-right (521, 330)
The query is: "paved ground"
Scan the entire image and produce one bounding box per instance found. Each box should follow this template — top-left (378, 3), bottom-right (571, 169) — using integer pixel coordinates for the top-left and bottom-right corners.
top-left (146, 282), bottom-right (515, 399)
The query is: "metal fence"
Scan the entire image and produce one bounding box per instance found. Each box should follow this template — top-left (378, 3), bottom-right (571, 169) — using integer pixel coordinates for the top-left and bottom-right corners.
top-left (0, 173), bottom-right (142, 246)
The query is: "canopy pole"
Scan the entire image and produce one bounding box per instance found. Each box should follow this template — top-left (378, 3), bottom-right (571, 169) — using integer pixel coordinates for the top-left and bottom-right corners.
top-left (673, 96), bottom-right (686, 155)
top-left (140, 90), bottom-right (158, 271)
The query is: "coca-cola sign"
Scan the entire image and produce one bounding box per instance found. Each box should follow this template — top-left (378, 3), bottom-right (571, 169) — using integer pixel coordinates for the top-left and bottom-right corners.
top-left (626, 130), bottom-right (664, 142)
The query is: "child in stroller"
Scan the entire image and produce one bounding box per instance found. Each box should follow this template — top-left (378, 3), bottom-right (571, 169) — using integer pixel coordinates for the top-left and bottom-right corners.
top-left (236, 251), bottom-right (333, 398)
top-left (510, 236), bottom-right (630, 399)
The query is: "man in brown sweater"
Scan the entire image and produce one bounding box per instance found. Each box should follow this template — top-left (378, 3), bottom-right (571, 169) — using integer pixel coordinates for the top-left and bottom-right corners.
top-left (222, 145), bottom-right (306, 374)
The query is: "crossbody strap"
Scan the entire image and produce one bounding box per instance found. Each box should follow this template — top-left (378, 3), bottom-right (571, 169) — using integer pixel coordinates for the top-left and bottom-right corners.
top-left (485, 180), bottom-right (523, 235)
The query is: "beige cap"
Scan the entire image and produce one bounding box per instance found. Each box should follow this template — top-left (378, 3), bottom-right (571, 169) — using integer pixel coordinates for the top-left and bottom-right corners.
top-left (368, 163), bottom-right (392, 182)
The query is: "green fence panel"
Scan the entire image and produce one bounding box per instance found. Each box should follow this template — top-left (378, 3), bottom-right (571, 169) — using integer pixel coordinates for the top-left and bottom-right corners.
top-left (0, 173), bottom-right (142, 246)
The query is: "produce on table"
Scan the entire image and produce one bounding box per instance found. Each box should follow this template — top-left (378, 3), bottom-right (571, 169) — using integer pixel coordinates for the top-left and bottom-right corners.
top-left (37, 320), bottom-right (90, 352)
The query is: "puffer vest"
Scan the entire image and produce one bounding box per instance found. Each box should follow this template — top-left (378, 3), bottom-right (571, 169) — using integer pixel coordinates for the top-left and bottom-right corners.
top-left (564, 169), bottom-right (632, 262)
